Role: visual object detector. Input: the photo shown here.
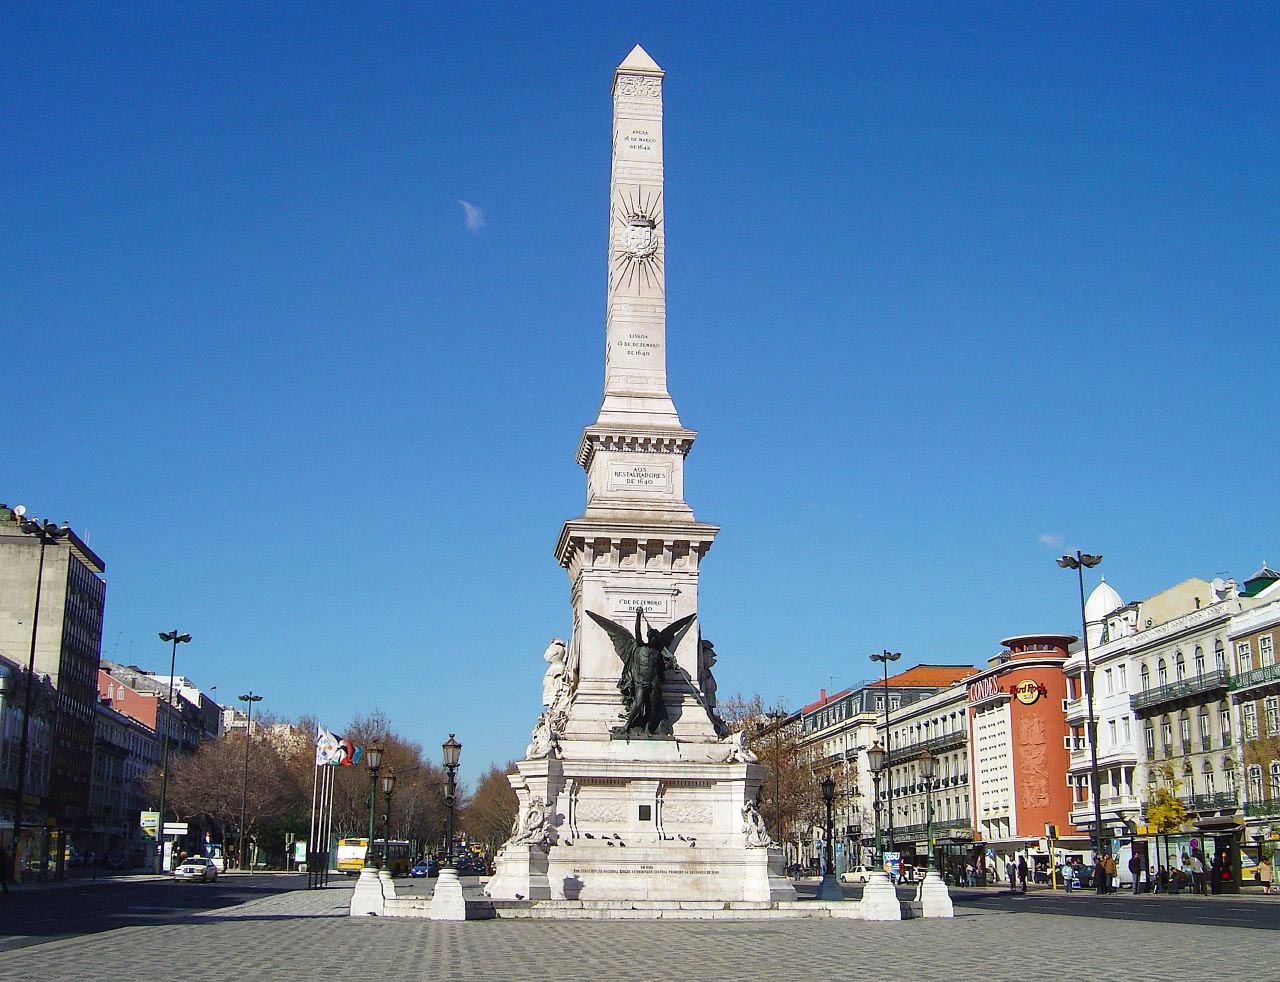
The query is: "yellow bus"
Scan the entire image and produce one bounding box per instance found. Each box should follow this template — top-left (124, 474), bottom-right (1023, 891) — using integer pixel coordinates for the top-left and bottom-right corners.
top-left (335, 838), bottom-right (412, 876)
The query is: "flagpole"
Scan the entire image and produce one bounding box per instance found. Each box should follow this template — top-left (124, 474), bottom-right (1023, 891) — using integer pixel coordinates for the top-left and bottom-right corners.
top-left (309, 744), bottom-right (321, 853)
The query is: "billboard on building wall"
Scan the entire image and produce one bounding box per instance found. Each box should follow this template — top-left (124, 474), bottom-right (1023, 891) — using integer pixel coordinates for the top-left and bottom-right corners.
top-left (140, 811), bottom-right (159, 840)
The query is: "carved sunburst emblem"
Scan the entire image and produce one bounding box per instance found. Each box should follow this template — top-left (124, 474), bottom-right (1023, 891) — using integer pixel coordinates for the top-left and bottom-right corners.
top-left (611, 188), bottom-right (663, 293)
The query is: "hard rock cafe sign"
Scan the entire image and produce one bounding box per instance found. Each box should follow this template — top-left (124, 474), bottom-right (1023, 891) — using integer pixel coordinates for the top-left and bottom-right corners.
top-left (1014, 679), bottom-right (1048, 705)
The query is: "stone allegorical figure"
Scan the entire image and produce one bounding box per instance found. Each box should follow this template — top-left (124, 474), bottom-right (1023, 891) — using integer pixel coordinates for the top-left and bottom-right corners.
top-left (587, 609), bottom-right (696, 736)
top-left (742, 800), bottom-right (772, 848)
top-left (541, 637), bottom-right (568, 709)
top-left (513, 796), bottom-right (550, 848)
top-left (697, 638), bottom-right (718, 708)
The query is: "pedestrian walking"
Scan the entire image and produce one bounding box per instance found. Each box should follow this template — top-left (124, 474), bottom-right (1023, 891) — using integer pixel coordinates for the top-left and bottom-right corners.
top-left (1017, 855), bottom-right (1028, 893)
top-left (1259, 856), bottom-right (1272, 895)
top-left (1093, 855), bottom-right (1107, 894)
top-left (1103, 853), bottom-right (1117, 894)
top-left (1062, 858), bottom-right (1074, 893)
top-left (1006, 858), bottom-right (1015, 891)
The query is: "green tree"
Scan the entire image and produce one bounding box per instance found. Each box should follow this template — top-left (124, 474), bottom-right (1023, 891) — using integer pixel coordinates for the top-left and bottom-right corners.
top-left (1144, 761), bottom-right (1188, 873)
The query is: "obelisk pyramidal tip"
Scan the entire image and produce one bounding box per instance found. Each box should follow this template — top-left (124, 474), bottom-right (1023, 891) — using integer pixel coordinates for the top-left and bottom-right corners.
top-left (597, 44), bottom-right (679, 427)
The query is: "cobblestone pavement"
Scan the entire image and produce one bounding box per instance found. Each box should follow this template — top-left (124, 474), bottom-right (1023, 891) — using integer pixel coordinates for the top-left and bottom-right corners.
top-left (0, 882), bottom-right (1267, 982)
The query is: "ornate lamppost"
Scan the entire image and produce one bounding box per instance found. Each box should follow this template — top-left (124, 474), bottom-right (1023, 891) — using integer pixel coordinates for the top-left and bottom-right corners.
top-left (870, 650), bottom-right (901, 852)
top-left (380, 771), bottom-right (396, 871)
top-left (441, 734), bottom-right (461, 867)
top-left (867, 741), bottom-right (887, 869)
top-left (817, 774), bottom-right (842, 900)
top-left (919, 749), bottom-right (936, 873)
top-left (155, 629), bottom-right (192, 872)
top-left (363, 745), bottom-right (384, 869)
top-left (1057, 550), bottom-right (1106, 884)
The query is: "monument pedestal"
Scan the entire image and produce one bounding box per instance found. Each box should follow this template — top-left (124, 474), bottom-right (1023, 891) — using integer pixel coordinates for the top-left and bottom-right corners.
top-left (486, 844), bottom-right (551, 901)
top-left (859, 870), bottom-right (902, 921)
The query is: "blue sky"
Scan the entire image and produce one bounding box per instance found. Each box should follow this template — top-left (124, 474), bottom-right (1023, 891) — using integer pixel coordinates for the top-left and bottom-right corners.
top-left (5, 3), bottom-right (1278, 782)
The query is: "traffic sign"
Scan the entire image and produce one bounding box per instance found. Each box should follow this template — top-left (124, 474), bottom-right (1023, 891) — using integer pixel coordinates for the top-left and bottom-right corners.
top-left (163, 822), bottom-right (189, 835)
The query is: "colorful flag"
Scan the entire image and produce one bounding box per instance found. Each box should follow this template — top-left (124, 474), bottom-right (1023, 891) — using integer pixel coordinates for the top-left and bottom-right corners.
top-left (315, 727), bottom-right (343, 766)
top-left (338, 738), bottom-right (363, 766)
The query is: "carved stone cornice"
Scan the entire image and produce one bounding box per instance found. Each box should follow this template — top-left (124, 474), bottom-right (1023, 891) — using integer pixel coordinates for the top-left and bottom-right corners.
top-left (555, 518), bottom-right (719, 570)
top-left (576, 424), bottom-right (697, 469)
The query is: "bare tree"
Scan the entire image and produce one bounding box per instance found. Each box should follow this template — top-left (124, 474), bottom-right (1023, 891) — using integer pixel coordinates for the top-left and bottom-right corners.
top-left (462, 762), bottom-right (519, 855)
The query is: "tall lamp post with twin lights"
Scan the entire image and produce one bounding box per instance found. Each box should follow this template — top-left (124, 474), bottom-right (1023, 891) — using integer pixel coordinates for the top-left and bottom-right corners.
top-left (237, 691), bottom-right (263, 870)
top-left (363, 745), bottom-right (384, 869)
top-left (913, 746), bottom-right (954, 915)
top-left (380, 771), bottom-right (396, 871)
top-left (155, 630), bottom-right (192, 872)
top-left (429, 734), bottom-right (468, 921)
top-left (1057, 549), bottom-right (1106, 889)
top-left (918, 749), bottom-right (936, 874)
top-left (441, 734), bottom-right (461, 865)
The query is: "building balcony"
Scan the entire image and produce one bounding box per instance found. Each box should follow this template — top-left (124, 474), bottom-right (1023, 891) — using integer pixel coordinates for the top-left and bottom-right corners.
top-left (894, 729), bottom-right (968, 762)
top-left (1129, 670), bottom-right (1230, 717)
top-left (1244, 798), bottom-right (1280, 818)
top-left (1180, 792), bottom-right (1239, 814)
top-left (1230, 663), bottom-right (1280, 698)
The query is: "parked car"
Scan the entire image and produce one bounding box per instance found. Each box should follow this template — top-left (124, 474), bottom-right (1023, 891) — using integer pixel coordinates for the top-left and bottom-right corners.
top-left (174, 857), bottom-right (219, 883)
top-left (409, 860), bottom-right (438, 879)
top-left (841, 865), bottom-right (874, 883)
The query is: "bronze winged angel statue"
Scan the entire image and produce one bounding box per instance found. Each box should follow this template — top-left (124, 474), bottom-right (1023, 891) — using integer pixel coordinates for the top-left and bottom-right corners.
top-left (586, 609), bottom-right (696, 735)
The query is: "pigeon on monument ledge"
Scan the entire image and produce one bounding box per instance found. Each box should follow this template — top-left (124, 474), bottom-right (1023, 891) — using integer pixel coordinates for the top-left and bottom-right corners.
top-left (613, 833), bottom-right (621, 840)
top-left (584, 832), bottom-right (594, 839)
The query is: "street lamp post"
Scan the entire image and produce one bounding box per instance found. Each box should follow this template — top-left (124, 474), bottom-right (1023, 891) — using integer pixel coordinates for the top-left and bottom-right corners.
top-left (237, 692), bottom-right (263, 871)
top-left (867, 741), bottom-right (887, 868)
top-left (10, 509), bottom-right (67, 881)
top-left (1057, 550), bottom-right (1106, 890)
top-left (380, 772), bottom-right (396, 870)
top-left (155, 630), bottom-right (192, 872)
top-left (362, 745), bottom-right (384, 870)
top-left (817, 774), bottom-right (842, 900)
top-left (870, 650), bottom-right (901, 853)
top-left (919, 750), bottom-right (936, 873)
top-left (441, 734), bottom-right (461, 867)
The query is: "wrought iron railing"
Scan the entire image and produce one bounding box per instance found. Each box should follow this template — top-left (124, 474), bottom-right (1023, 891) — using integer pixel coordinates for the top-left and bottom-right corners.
top-left (1231, 663), bottom-right (1280, 693)
top-left (1244, 798), bottom-right (1280, 817)
top-left (1130, 669), bottom-right (1230, 714)
top-left (1179, 791), bottom-right (1239, 812)
top-left (891, 817), bottom-right (972, 841)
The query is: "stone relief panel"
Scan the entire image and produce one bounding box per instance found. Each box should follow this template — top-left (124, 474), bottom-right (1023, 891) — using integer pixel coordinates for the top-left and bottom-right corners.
top-left (661, 801), bottom-right (713, 826)
top-left (575, 800), bottom-right (628, 825)
top-left (1017, 714), bottom-right (1050, 809)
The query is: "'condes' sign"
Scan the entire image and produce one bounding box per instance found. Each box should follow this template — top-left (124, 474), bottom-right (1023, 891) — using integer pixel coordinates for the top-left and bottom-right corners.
top-left (968, 676), bottom-right (1003, 704)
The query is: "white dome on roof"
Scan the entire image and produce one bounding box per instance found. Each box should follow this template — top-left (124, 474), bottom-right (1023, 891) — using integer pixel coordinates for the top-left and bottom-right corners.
top-left (1084, 577), bottom-right (1124, 624)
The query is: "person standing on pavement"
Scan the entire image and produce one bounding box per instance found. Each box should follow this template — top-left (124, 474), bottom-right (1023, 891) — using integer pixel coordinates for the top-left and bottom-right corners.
top-left (1017, 855), bottom-right (1029, 893)
top-left (1189, 852), bottom-right (1205, 895)
top-left (1259, 856), bottom-right (1272, 895)
top-left (1061, 857), bottom-right (1074, 893)
top-left (1093, 854), bottom-right (1107, 894)
top-left (1006, 858), bottom-right (1015, 891)
top-left (1104, 852), bottom-right (1117, 893)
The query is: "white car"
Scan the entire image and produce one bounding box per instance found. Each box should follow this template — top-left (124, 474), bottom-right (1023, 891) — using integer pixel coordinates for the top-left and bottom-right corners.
top-left (841, 865), bottom-right (874, 883)
top-left (174, 857), bottom-right (219, 882)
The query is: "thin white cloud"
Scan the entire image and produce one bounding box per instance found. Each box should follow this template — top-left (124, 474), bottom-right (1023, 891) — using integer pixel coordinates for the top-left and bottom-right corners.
top-left (1039, 533), bottom-right (1064, 547)
top-left (457, 199), bottom-right (484, 231)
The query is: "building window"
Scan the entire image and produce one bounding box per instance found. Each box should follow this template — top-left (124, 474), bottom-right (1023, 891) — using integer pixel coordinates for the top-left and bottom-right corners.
top-left (1144, 725), bottom-right (1154, 754)
top-left (1109, 720), bottom-right (1117, 746)
top-left (1157, 659), bottom-right (1168, 686)
top-left (1221, 708), bottom-right (1232, 746)
top-left (1248, 765), bottom-right (1264, 802)
top-left (1180, 714), bottom-right (1191, 749)
top-left (1243, 703), bottom-right (1259, 741)
top-left (1105, 668), bottom-right (1114, 695)
top-left (1118, 665), bottom-right (1127, 691)
top-left (1162, 718), bottom-right (1174, 751)
top-left (1237, 641), bottom-right (1253, 673)
top-left (1261, 635), bottom-right (1276, 668)
top-left (1215, 640), bottom-right (1227, 672)
top-left (1225, 762), bottom-right (1237, 795)
top-left (1184, 765), bottom-right (1195, 796)
top-left (1140, 664), bottom-right (1150, 691)
top-left (1175, 651), bottom-right (1186, 680)
top-left (1200, 711), bottom-right (1211, 751)
top-left (1123, 716), bottom-right (1131, 744)
top-left (1204, 764), bottom-right (1215, 796)
top-left (1265, 696), bottom-right (1280, 736)
top-left (1194, 646), bottom-right (1205, 676)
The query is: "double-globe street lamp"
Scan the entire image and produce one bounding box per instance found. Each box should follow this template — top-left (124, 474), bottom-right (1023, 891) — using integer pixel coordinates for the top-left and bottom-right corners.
top-left (155, 629), bottom-right (192, 872)
top-left (237, 691), bottom-right (263, 871)
top-left (363, 744), bottom-right (385, 870)
top-left (441, 734), bottom-right (461, 866)
top-left (867, 740), bottom-right (887, 868)
top-left (816, 774), bottom-right (842, 901)
top-left (1057, 549), bottom-right (1106, 890)
top-left (10, 509), bottom-right (68, 879)
top-left (870, 650), bottom-right (901, 853)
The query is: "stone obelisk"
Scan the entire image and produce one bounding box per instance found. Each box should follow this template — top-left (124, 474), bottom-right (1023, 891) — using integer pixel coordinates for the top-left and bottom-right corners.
top-left (486, 46), bottom-right (794, 906)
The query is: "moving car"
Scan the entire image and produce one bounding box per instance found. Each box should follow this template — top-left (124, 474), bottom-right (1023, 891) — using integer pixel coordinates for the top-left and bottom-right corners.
top-left (174, 857), bottom-right (219, 882)
top-left (841, 865), bottom-right (873, 883)
top-left (408, 859), bottom-right (438, 879)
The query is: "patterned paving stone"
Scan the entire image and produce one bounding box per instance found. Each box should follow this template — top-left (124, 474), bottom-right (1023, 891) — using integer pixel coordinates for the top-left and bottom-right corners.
top-left (0, 883), bottom-right (1265, 982)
